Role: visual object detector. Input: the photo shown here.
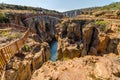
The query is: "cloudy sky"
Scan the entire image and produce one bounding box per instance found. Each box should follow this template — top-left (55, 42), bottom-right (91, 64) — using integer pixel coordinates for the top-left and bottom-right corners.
top-left (0, 0), bottom-right (120, 12)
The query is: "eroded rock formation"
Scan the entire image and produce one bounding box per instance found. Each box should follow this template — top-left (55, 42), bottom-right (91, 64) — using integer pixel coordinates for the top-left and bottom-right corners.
top-left (0, 13), bottom-right (62, 80)
top-left (3, 33), bottom-right (50, 80)
top-left (56, 19), bottom-right (120, 60)
top-left (1, 13), bottom-right (120, 80)
top-left (31, 55), bottom-right (120, 80)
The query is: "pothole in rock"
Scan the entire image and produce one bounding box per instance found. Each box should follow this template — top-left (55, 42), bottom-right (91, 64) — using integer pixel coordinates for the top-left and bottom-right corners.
top-left (49, 41), bottom-right (58, 62)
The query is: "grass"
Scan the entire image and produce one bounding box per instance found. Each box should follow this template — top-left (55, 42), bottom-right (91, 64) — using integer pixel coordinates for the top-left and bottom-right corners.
top-left (0, 31), bottom-right (9, 37)
top-left (95, 21), bottom-right (106, 26)
top-left (0, 30), bottom-right (22, 44)
top-left (7, 32), bottom-right (19, 39)
top-left (0, 31), bottom-right (19, 39)
top-left (95, 20), bottom-right (107, 31)
top-left (0, 13), bottom-right (9, 23)
top-left (22, 44), bottom-right (30, 52)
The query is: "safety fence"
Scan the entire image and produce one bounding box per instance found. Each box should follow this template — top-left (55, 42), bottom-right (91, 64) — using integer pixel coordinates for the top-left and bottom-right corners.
top-left (0, 23), bottom-right (30, 74)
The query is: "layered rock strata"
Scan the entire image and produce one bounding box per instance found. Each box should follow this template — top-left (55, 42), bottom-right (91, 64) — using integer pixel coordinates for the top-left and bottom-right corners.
top-left (56, 19), bottom-right (120, 60)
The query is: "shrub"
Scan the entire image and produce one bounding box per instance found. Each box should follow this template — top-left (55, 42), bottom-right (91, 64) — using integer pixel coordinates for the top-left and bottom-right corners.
top-left (95, 20), bottom-right (107, 31)
top-left (23, 44), bottom-right (30, 52)
top-left (95, 21), bottom-right (106, 26)
top-left (0, 13), bottom-right (9, 23)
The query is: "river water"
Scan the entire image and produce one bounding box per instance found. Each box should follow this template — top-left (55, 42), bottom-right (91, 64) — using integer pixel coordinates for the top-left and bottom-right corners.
top-left (50, 41), bottom-right (58, 62)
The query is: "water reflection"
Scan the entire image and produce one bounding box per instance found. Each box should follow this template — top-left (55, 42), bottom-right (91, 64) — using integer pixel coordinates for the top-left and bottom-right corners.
top-left (50, 41), bottom-right (58, 61)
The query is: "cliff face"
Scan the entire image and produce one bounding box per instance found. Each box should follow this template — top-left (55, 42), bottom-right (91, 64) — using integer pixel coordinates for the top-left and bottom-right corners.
top-left (0, 12), bottom-right (62, 80)
top-left (0, 11), bottom-right (63, 80)
top-left (9, 13), bottom-right (61, 42)
top-left (30, 16), bottom-right (120, 80)
top-left (2, 33), bottom-right (50, 80)
top-left (1, 4), bottom-right (120, 80)
top-left (56, 18), bottom-right (120, 60)
top-left (63, 10), bottom-right (82, 17)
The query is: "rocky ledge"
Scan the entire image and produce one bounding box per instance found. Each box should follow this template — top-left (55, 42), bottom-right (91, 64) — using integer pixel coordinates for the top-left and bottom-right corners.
top-left (56, 18), bottom-right (120, 60)
top-left (31, 55), bottom-right (120, 80)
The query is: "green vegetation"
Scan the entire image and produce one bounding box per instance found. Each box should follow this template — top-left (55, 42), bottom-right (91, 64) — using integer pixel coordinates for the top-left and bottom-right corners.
top-left (23, 44), bottom-right (30, 52)
top-left (0, 3), bottom-right (60, 14)
top-left (95, 21), bottom-right (107, 31)
top-left (95, 21), bottom-right (106, 26)
top-left (0, 31), bottom-right (20, 39)
top-left (64, 2), bottom-right (120, 17)
top-left (101, 2), bottom-right (120, 10)
top-left (0, 13), bottom-right (9, 23)
top-left (7, 33), bottom-right (19, 39)
top-left (0, 31), bottom-right (9, 37)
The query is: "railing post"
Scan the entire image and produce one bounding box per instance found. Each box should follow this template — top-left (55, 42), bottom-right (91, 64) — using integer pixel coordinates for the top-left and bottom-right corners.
top-left (15, 41), bottom-right (19, 51)
top-left (1, 49), bottom-right (7, 63)
top-left (3, 48), bottom-right (9, 61)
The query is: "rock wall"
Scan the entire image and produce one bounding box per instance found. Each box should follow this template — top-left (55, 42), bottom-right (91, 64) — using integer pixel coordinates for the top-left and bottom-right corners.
top-left (56, 19), bottom-right (120, 60)
top-left (1, 13), bottom-right (61, 80)
top-left (25, 15), bottom-right (59, 42)
top-left (8, 13), bottom-right (60, 42)
top-left (2, 34), bottom-right (50, 80)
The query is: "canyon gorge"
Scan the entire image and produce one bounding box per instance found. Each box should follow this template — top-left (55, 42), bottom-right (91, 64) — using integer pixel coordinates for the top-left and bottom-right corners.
top-left (0, 2), bottom-right (120, 80)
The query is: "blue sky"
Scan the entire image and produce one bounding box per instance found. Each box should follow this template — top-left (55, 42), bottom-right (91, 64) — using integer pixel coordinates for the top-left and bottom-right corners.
top-left (0, 0), bottom-right (120, 12)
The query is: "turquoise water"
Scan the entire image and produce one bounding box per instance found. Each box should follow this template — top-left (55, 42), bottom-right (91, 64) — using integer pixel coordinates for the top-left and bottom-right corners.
top-left (50, 41), bottom-right (58, 62)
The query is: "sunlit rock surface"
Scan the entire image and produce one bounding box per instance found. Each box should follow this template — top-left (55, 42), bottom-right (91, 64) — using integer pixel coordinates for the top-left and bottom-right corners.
top-left (31, 55), bottom-right (120, 80)
top-left (3, 33), bottom-right (50, 80)
top-left (56, 18), bottom-right (120, 60)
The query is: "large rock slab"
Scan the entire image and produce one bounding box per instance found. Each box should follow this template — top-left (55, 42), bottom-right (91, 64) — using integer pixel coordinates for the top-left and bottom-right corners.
top-left (31, 56), bottom-right (120, 80)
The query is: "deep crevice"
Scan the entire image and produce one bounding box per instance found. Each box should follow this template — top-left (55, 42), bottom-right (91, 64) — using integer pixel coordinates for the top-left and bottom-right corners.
top-left (87, 27), bottom-right (95, 55)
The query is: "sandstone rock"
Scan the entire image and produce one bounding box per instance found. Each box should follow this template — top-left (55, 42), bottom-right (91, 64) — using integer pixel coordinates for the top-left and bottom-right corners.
top-left (56, 18), bottom-right (120, 59)
top-left (97, 33), bottom-right (120, 55)
top-left (56, 20), bottom-right (85, 59)
top-left (31, 56), bottom-right (120, 80)
top-left (3, 33), bottom-right (50, 80)
top-left (118, 43), bottom-right (120, 55)
top-left (97, 35), bottom-right (110, 54)
top-left (82, 26), bottom-right (99, 56)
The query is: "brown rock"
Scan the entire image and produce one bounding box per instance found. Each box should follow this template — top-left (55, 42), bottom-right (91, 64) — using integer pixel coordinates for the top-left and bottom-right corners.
top-left (31, 56), bottom-right (120, 80)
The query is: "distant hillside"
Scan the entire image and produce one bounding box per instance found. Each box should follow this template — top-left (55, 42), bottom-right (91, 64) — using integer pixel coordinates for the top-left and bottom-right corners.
top-left (0, 3), bottom-right (62, 23)
top-left (0, 3), bottom-right (61, 14)
top-left (63, 2), bottom-right (120, 17)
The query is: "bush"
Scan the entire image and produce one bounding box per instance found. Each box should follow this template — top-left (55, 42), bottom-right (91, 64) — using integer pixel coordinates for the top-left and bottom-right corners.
top-left (0, 13), bottom-right (9, 23)
top-left (95, 21), bottom-right (106, 26)
top-left (23, 44), bottom-right (30, 52)
top-left (95, 21), bottom-right (107, 31)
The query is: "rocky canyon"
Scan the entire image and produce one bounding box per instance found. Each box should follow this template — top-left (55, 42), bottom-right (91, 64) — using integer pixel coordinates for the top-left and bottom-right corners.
top-left (0, 2), bottom-right (120, 80)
